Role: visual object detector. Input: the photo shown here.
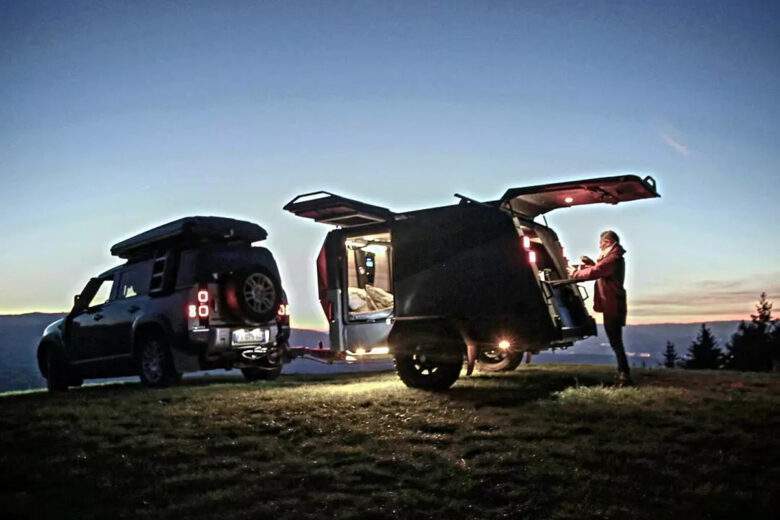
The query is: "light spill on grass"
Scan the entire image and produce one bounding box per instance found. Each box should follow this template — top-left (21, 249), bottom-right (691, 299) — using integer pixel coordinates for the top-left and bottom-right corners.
top-left (1, 366), bottom-right (778, 520)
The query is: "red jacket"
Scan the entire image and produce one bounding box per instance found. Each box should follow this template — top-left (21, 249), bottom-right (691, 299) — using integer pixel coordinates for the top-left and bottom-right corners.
top-left (572, 244), bottom-right (627, 326)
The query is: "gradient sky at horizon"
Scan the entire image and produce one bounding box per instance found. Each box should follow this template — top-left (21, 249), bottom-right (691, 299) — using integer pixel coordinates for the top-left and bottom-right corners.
top-left (1, 1), bottom-right (778, 328)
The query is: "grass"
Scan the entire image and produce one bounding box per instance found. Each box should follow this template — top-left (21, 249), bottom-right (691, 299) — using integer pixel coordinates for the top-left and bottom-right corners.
top-left (1, 365), bottom-right (778, 520)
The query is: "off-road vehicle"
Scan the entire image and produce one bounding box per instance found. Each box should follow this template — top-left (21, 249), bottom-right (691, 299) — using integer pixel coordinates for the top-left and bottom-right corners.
top-left (285, 174), bottom-right (659, 390)
top-left (37, 216), bottom-right (289, 391)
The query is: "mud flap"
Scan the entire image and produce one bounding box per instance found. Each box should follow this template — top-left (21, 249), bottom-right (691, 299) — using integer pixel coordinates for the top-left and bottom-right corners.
top-left (466, 342), bottom-right (477, 376)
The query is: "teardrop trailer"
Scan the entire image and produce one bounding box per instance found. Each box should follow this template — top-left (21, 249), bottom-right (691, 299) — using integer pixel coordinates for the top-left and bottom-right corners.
top-left (285, 175), bottom-right (659, 390)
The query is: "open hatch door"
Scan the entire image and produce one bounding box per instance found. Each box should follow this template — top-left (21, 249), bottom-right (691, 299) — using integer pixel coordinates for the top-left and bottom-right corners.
top-left (284, 191), bottom-right (395, 228)
top-left (500, 174), bottom-right (659, 218)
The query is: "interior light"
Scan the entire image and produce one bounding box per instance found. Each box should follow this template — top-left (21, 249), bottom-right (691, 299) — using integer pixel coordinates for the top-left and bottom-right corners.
top-left (522, 236), bottom-right (531, 249)
top-left (363, 244), bottom-right (388, 254)
top-left (564, 196), bottom-right (574, 204)
top-left (498, 340), bottom-right (511, 350)
top-left (528, 251), bottom-right (537, 263)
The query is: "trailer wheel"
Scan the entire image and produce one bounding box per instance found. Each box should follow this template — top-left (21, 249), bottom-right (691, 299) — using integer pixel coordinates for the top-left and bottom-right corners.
top-left (241, 366), bottom-right (282, 381)
top-left (476, 349), bottom-right (524, 372)
top-left (394, 348), bottom-right (462, 391)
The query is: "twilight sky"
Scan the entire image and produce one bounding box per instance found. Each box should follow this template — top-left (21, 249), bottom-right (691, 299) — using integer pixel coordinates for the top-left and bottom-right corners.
top-left (1, 1), bottom-right (778, 328)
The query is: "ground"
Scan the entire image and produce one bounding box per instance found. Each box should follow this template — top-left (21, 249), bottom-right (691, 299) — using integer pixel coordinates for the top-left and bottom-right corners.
top-left (1, 365), bottom-right (778, 520)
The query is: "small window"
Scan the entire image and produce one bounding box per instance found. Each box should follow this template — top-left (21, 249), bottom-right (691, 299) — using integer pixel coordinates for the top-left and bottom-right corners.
top-left (88, 279), bottom-right (114, 308)
top-left (117, 262), bottom-right (152, 300)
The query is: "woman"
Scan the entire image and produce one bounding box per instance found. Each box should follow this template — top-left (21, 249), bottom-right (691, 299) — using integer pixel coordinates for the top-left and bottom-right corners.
top-left (567, 230), bottom-right (632, 386)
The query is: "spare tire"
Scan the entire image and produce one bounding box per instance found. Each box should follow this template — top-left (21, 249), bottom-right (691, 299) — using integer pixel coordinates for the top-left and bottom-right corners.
top-left (224, 268), bottom-right (281, 323)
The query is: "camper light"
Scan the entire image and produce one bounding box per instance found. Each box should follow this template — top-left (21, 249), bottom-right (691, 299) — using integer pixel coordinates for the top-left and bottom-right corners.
top-left (364, 244), bottom-right (388, 254)
top-left (564, 196), bottom-right (574, 204)
top-left (528, 251), bottom-right (537, 263)
top-left (522, 236), bottom-right (531, 249)
top-left (498, 340), bottom-right (511, 350)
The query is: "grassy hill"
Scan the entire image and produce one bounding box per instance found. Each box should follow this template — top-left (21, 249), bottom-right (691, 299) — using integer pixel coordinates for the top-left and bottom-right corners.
top-left (1, 366), bottom-right (778, 520)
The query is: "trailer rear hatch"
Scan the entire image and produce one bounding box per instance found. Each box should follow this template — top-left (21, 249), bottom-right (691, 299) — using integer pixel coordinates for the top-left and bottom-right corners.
top-left (500, 174), bottom-right (659, 218)
top-left (283, 192), bottom-right (394, 227)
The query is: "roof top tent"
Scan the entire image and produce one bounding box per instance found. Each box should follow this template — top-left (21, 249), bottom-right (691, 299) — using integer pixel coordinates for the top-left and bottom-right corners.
top-left (285, 174), bottom-right (660, 390)
top-left (111, 216), bottom-right (268, 259)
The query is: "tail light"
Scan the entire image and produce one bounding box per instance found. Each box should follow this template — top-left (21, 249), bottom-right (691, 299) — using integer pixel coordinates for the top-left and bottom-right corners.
top-left (528, 251), bottom-right (537, 263)
top-left (189, 287), bottom-right (210, 323)
top-left (522, 236), bottom-right (531, 250)
top-left (277, 300), bottom-right (290, 326)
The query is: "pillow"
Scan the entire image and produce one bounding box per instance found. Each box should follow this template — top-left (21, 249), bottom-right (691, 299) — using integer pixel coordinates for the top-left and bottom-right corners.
top-left (348, 287), bottom-right (372, 311)
top-left (365, 284), bottom-right (394, 310)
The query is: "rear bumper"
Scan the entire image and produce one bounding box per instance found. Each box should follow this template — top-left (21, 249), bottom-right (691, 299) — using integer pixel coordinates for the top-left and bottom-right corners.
top-left (187, 325), bottom-right (287, 369)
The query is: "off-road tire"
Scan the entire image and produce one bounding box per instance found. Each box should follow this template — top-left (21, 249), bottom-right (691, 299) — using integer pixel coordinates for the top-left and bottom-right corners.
top-left (241, 365), bottom-right (282, 382)
top-left (45, 349), bottom-right (70, 393)
top-left (138, 335), bottom-right (180, 388)
top-left (225, 268), bottom-right (281, 323)
top-left (394, 350), bottom-right (463, 391)
top-left (476, 349), bottom-right (524, 372)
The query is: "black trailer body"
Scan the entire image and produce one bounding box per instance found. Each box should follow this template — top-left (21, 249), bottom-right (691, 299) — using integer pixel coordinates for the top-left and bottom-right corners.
top-left (285, 175), bottom-right (659, 389)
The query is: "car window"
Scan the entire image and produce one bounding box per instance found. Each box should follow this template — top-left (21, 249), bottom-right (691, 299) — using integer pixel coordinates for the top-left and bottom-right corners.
top-left (117, 262), bottom-right (152, 299)
top-left (87, 279), bottom-right (114, 308)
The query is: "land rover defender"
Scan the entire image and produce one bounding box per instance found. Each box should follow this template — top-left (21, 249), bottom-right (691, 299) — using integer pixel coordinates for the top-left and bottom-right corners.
top-left (37, 216), bottom-right (289, 391)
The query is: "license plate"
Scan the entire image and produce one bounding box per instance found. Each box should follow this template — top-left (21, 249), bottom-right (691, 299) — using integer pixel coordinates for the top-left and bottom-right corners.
top-left (232, 328), bottom-right (269, 345)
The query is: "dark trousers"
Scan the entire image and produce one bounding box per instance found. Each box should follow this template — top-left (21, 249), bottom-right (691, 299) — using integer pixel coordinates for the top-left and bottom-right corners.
top-left (604, 317), bottom-right (631, 377)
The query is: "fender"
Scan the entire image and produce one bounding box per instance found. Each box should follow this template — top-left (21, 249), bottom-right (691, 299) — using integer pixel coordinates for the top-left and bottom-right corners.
top-left (131, 312), bottom-right (200, 372)
top-left (37, 317), bottom-right (69, 375)
top-left (388, 317), bottom-right (467, 356)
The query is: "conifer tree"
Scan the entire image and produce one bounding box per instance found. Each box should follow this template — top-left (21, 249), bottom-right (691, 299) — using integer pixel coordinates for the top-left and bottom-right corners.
top-left (684, 324), bottom-right (722, 369)
top-left (725, 293), bottom-right (775, 372)
top-left (663, 341), bottom-right (678, 368)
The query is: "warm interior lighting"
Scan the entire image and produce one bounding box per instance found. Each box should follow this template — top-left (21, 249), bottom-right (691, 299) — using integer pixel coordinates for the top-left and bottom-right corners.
top-left (363, 244), bottom-right (388, 254)
top-left (498, 340), bottom-right (511, 350)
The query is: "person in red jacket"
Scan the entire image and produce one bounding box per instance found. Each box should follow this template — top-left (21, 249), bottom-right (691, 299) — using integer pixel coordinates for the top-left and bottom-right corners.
top-left (567, 230), bottom-right (632, 386)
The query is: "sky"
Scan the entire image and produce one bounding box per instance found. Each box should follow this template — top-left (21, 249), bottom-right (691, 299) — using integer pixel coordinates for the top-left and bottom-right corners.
top-left (1, 0), bottom-right (778, 328)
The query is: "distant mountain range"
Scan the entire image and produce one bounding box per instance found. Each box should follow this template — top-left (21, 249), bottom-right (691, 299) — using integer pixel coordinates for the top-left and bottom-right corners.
top-left (0, 313), bottom-right (743, 393)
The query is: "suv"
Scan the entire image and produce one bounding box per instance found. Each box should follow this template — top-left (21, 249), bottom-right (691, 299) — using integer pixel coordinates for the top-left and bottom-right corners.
top-left (37, 216), bottom-right (289, 391)
top-left (285, 174), bottom-right (659, 390)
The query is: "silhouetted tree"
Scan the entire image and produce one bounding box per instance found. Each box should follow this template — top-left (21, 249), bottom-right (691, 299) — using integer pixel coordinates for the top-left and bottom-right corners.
top-left (663, 341), bottom-right (678, 368)
top-left (725, 293), bottom-right (775, 372)
top-left (771, 323), bottom-right (780, 372)
top-left (683, 324), bottom-right (722, 369)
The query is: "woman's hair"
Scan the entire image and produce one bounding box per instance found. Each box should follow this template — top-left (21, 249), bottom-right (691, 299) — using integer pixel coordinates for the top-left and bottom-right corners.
top-left (600, 230), bottom-right (620, 244)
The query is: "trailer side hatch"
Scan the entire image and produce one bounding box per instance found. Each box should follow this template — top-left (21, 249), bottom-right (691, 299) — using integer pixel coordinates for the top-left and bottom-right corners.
top-left (500, 174), bottom-right (659, 218)
top-left (284, 191), bottom-right (395, 227)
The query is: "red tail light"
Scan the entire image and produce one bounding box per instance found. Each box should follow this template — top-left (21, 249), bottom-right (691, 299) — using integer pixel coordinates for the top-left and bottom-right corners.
top-left (528, 251), bottom-right (537, 263)
top-left (190, 288), bottom-right (210, 321)
top-left (522, 236), bottom-right (531, 250)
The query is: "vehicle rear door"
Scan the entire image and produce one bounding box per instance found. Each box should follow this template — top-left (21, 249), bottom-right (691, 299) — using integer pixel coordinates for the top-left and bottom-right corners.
top-left (110, 261), bottom-right (153, 357)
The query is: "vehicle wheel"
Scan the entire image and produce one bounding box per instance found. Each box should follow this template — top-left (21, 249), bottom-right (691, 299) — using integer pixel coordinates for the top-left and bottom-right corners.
top-left (138, 335), bottom-right (180, 388)
top-left (394, 349), bottom-right (463, 391)
top-left (476, 348), bottom-right (524, 372)
top-left (46, 349), bottom-right (70, 393)
top-left (241, 365), bottom-right (282, 382)
top-left (225, 268), bottom-right (281, 323)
